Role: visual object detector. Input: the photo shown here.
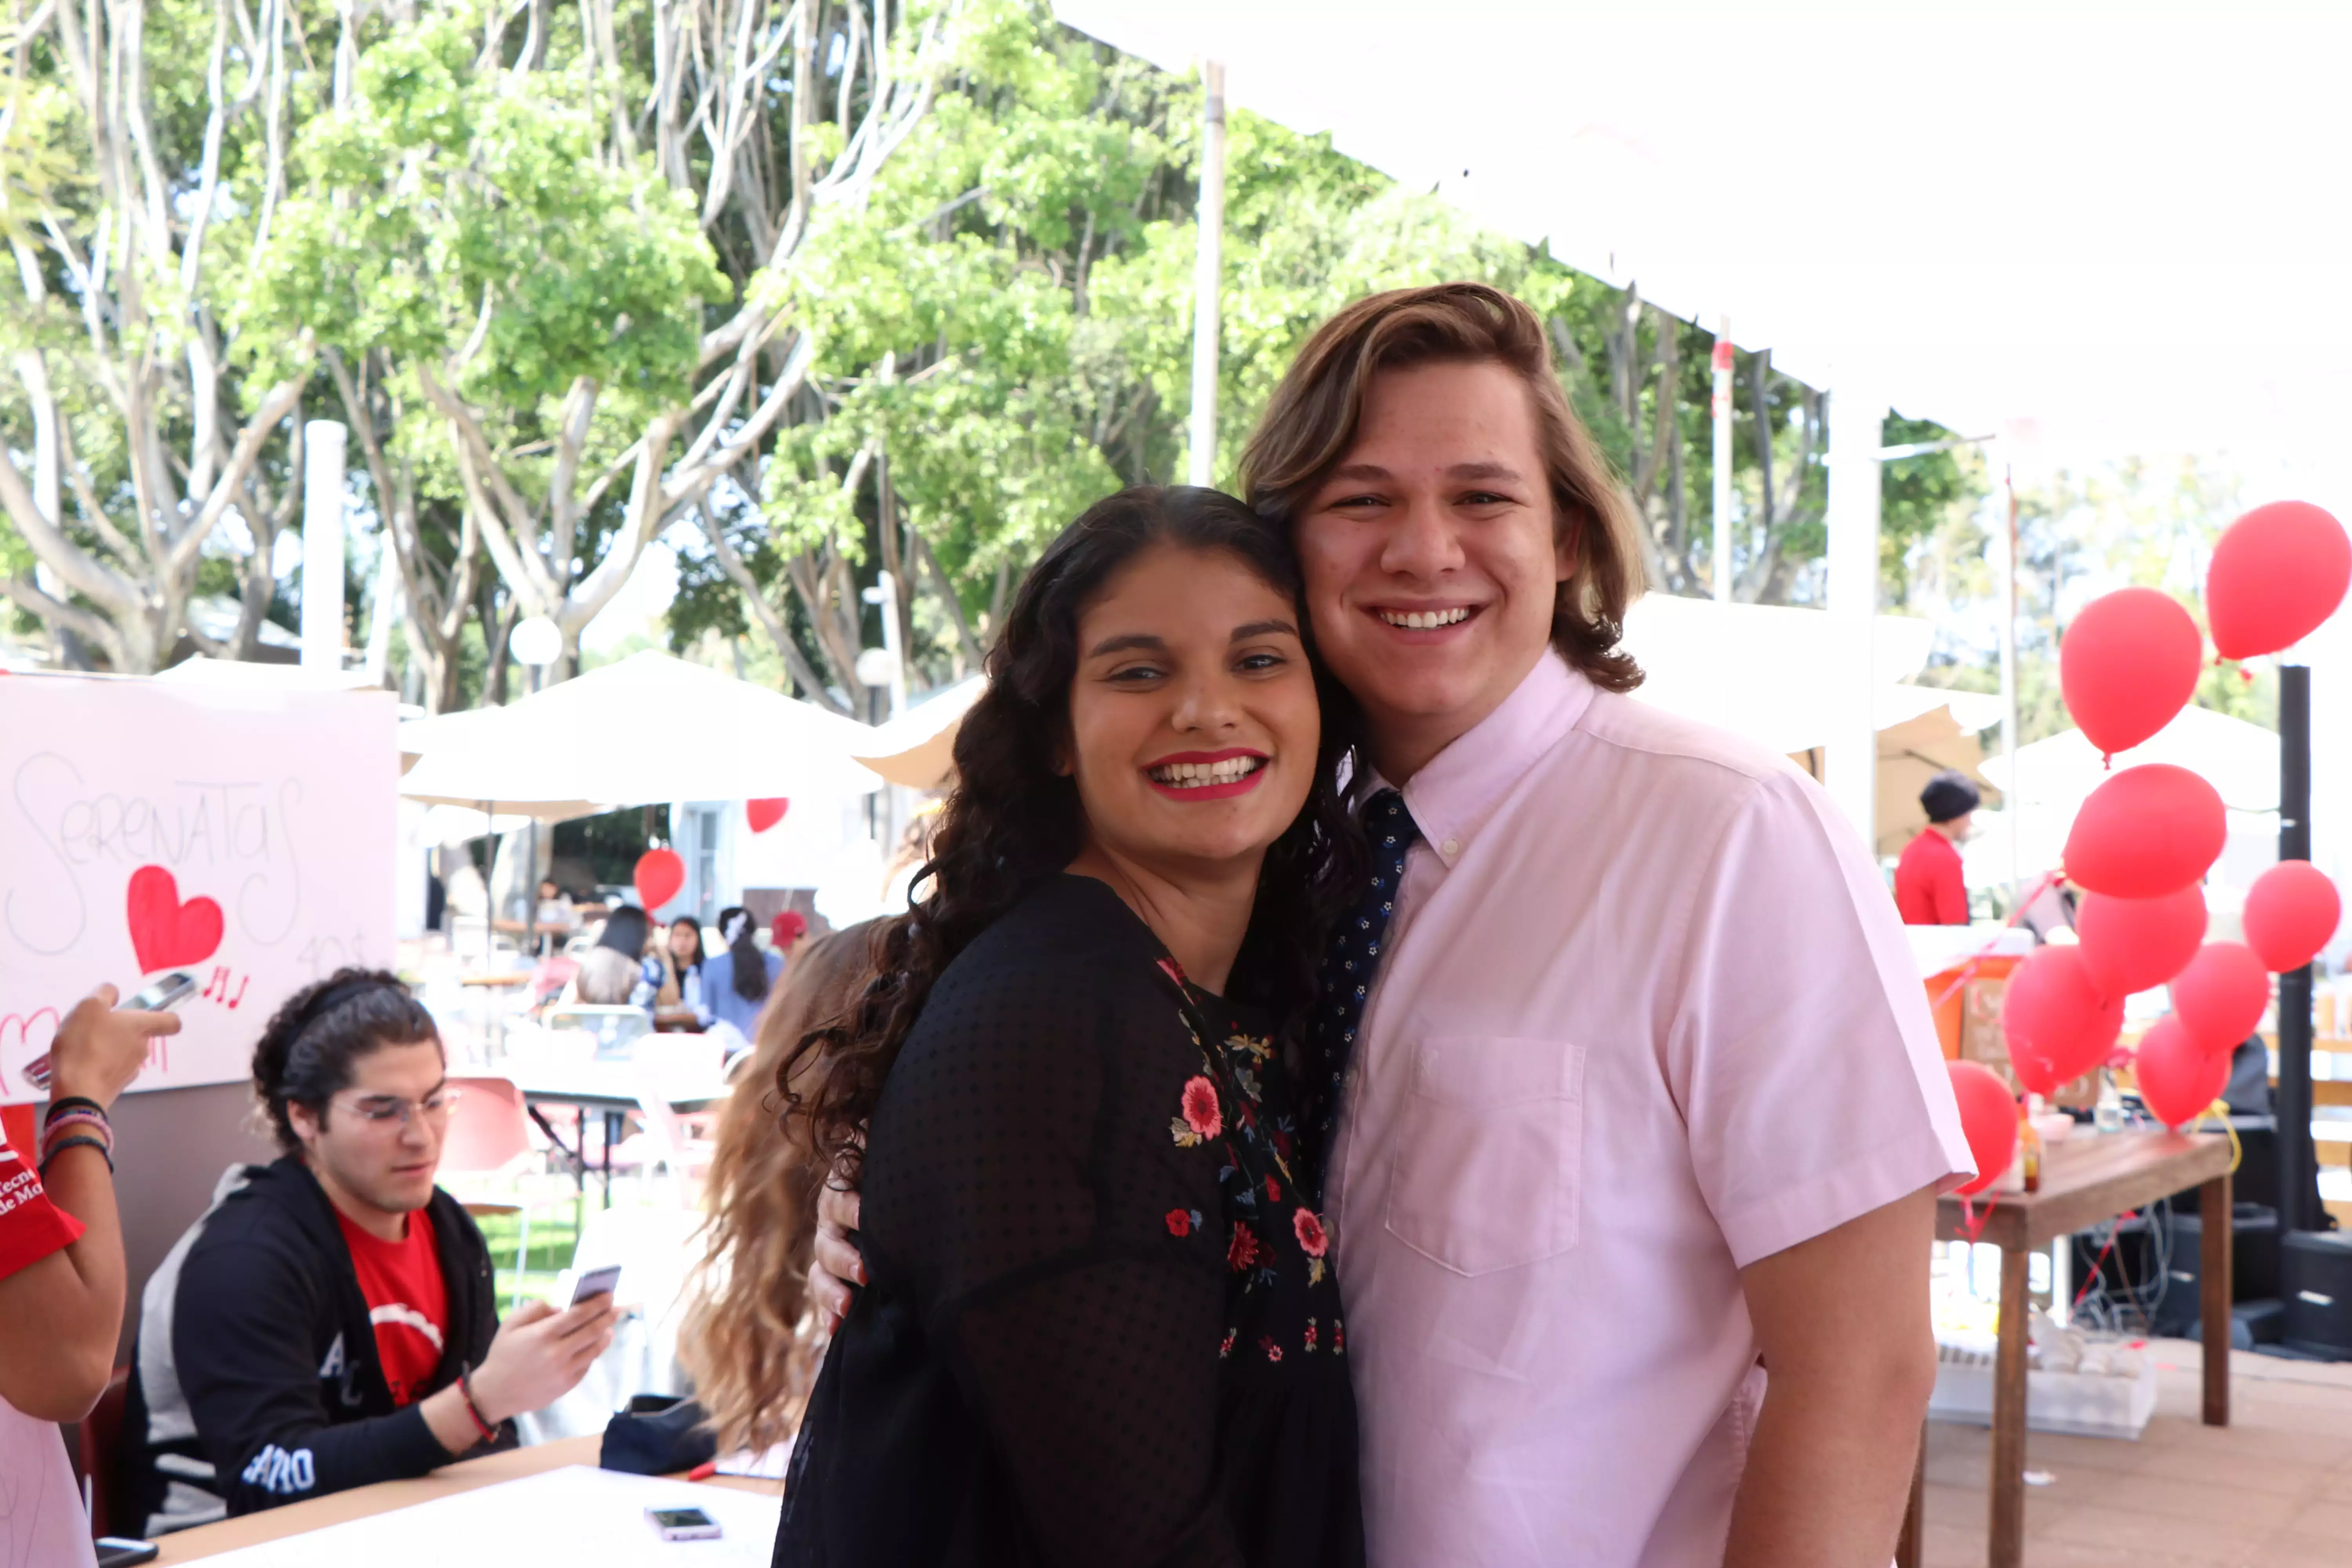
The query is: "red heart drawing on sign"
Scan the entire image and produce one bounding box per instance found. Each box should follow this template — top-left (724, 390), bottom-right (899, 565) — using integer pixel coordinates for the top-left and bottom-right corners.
top-left (1, 1008), bottom-right (60, 1097)
top-left (746, 798), bottom-right (789, 834)
top-left (127, 865), bottom-right (225, 974)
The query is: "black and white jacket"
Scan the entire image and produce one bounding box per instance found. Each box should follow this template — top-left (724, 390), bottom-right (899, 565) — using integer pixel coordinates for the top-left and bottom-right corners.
top-left (123, 1156), bottom-right (509, 1536)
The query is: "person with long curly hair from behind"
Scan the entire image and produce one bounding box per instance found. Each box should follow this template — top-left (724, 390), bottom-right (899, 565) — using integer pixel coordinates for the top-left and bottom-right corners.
top-left (676, 926), bottom-right (877, 1461)
top-left (772, 486), bottom-right (1366, 1568)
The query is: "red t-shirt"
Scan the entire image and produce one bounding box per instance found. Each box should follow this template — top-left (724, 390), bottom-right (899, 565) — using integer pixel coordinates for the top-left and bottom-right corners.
top-left (334, 1209), bottom-right (449, 1406)
top-left (1894, 827), bottom-right (1970, 925)
top-left (0, 1138), bottom-right (83, 1280)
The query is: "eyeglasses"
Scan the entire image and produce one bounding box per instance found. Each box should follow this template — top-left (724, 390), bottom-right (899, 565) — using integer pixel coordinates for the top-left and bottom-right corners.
top-left (332, 1087), bottom-right (464, 1129)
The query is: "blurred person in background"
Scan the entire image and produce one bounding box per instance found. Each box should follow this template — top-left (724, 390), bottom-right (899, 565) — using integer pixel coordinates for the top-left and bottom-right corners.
top-left (696, 906), bottom-right (784, 1046)
top-left (0, 987), bottom-right (180, 1568)
top-left (1895, 770), bottom-right (1979, 926)
top-left (123, 969), bottom-right (619, 1535)
top-left (659, 915), bottom-right (707, 1020)
top-left (534, 877), bottom-right (581, 955)
top-left (676, 926), bottom-right (876, 1459)
top-left (569, 905), bottom-right (661, 1008)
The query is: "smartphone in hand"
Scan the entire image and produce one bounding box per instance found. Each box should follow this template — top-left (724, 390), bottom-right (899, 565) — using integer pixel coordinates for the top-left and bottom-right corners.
top-left (570, 1263), bottom-right (622, 1307)
top-left (24, 972), bottom-right (196, 1091)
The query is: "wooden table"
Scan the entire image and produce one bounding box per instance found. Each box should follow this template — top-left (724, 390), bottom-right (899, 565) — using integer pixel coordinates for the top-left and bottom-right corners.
top-left (156, 1433), bottom-right (780, 1561)
top-left (1899, 1129), bottom-right (2232, 1568)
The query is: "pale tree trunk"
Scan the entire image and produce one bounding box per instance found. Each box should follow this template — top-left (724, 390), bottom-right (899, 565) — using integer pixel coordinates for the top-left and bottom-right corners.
top-left (0, 0), bottom-right (311, 671)
top-left (324, 347), bottom-right (484, 712)
top-left (434, 0), bottom-right (959, 710)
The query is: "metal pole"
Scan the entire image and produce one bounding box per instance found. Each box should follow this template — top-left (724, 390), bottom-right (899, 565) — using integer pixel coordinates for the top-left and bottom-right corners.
top-left (1187, 60), bottom-right (1227, 488)
top-left (1711, 316), bottom-right (1734, 603)
top-left (524, 666), bottom-right (542, 965)
top-left (1824, 385), bottom-right (1886, 851)
top-left (300, 421), bottom-right (349, 670)
top-left (2279, 659), bottom-right (2319, 1234)
top-left (362, 531), bottom-right (400, 685)
top-left (1999, 461), bottom-right (2021, 904)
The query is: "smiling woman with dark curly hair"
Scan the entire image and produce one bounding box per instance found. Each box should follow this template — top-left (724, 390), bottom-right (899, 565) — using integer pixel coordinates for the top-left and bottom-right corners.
top-left (773, 485), bottom-right (1367, 1568)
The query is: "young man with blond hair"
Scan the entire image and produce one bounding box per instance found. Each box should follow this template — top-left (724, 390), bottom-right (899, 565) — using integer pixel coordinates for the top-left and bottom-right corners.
top-left (819, 283), bottom-right (1971, 1567)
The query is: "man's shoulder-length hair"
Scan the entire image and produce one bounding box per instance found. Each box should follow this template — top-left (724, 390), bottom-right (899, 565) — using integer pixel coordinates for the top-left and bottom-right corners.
top-left (1237, 282), bottom-right (1646, 693)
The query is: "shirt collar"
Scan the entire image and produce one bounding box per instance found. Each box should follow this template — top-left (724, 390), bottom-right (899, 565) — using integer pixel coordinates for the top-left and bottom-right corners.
top-left (1362, 653), bottom-right (1595, 869)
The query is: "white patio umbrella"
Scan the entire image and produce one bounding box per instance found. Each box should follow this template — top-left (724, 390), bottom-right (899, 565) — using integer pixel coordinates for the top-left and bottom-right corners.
top-left (398, 651), bottom-right (882, 811)
top-left (851, 675), bottom-right (987, 789)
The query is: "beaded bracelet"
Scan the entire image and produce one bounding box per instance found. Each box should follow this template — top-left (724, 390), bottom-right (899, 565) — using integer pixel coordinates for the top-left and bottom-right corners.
top-left (40, 1107), bottom-right (111, 1155)
top-left (41, 1134), bottom-right (113, 1174)
top-left (457, 1368), bottom-right (499, 1443)
top-left (40, 1113), bottom-right (112, 1167)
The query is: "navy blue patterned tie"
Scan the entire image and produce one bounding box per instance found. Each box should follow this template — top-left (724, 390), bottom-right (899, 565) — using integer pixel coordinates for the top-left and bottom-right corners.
top-left (1304, 788), bottom-right (1421, 1201)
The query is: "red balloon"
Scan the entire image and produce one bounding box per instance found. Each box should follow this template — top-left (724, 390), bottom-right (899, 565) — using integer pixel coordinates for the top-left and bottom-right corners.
top-left (2062, 764), bottom-right (2226, 898)
top-left (2059, 588), bottom-right (2203, 759)
top-left (2207, 500), bottom-right (2352, 661)
top-left (633, 847), bottom-right (686, 912)
top-left (2168, 941), bottom-right (2270, 1054)
top-left (1948, 1060), bottom-right (2020, 1197)
top-left (2243, 860), bottom-right (2341, 973)
top-left (2003, 945), bottom-right (2125, 1095)
top-left (2074, 885), bottom-right (2207, 999)
top-left (2134, 1014), bottom-right (2229, 1131)
top-left (746, 798), bottom-right (790, 834)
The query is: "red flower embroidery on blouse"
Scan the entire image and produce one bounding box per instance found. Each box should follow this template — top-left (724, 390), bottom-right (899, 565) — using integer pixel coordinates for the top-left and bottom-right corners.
top-left (1180, 1076), bottom-right (1223, 1139)
top-left (1265, 1175), bottom-right (1281, 1202)
top-left (1260, 1335), bottom-right (1284, 1363)
top-left (1228, 1221), bottom-right (1262, 1271)
top-left (1304, 1318), bottom-right (1319, 1351)
top-left (1165, 1209), bottom-right (1191, 1237)
top-left (1292, 1208), bottom-right (1329, 1258)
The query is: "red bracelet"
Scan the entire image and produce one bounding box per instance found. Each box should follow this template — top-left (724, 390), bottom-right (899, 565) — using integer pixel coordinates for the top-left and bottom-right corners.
top-left (457, 1369), bottom-right (499, 1443)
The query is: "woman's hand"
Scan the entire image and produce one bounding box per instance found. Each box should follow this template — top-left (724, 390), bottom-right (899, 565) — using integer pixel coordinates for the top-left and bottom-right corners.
top-left (809, 1184), bottom-right (865, 1333)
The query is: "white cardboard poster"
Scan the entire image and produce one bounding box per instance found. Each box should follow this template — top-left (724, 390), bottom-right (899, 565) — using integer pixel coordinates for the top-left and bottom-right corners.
top-left (0, 673), bottom-right (397, 1105)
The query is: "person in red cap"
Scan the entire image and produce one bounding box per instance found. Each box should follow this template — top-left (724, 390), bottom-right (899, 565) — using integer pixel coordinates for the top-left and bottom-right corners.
top-left (1896, 770), bottom-right (1979, 925)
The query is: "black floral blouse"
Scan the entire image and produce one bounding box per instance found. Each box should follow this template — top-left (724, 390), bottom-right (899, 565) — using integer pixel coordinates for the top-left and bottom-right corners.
top-left (777, 875), bottom-right (1362, 1568)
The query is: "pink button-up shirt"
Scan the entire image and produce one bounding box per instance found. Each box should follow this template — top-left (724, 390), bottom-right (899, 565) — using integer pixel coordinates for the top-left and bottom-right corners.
top-left (1327, 653), bottom-right (1972, 1567)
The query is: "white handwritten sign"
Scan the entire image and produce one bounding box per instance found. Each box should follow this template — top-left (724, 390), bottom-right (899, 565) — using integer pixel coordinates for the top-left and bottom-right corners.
top-left (0, 673), bottom-right (397, 1105)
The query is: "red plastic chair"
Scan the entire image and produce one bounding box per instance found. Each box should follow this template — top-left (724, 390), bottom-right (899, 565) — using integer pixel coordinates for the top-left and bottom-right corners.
top-left (443, 1076), bottom-right (546, 1304)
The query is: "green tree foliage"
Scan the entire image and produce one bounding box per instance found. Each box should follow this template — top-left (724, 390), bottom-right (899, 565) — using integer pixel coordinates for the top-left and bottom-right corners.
top-left (5, 0), bottom-right (1980, 708)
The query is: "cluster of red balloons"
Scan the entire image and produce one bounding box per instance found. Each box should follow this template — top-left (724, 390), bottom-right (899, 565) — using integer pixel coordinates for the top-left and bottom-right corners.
top-left (2008, 502), bottom-right (2349, 1131)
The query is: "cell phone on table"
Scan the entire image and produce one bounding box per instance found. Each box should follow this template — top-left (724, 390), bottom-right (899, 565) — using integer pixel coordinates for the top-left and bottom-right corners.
top-left (570, 1263), bottom-right (622, 1307)
top-left (95, 1539), bottom-right (160, 1567)
top-left (22, 971), bottom-right (196, 1092)
top-left (647, 1506), bottom-right (722, 1542)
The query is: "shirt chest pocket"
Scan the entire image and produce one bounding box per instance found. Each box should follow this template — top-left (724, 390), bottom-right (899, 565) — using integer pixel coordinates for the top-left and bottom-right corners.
top-left (1382, 1036), bottom-right (1585, 1276)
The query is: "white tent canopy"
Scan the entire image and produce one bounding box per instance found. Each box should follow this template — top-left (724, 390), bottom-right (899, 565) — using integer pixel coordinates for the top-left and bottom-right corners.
top-left (1621, 595), bottom-right (1956, 754)
top-left (398, 651), bottom-right (882, 812)
top-left (1052, 0), bottom-right (2352, 468)
top-left (1977, 703), bottom-right (2280, 819)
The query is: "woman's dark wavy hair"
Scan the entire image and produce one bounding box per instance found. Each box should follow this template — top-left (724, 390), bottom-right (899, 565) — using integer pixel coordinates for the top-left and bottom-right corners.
top-left (781, 486), bottom-right (1364, 1177)
top-left (250, 966), bottom-right (441, 1154)
top-left (717, 905), bottom-right (771, 1004)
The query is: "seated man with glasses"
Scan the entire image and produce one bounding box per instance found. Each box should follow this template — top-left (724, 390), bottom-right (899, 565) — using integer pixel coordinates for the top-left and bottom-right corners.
top-left (124, 969), bottom-right (618, 1536)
